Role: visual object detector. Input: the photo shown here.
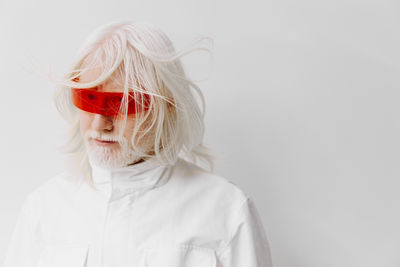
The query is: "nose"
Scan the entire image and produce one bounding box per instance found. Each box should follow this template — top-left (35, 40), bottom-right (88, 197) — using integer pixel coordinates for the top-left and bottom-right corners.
top-left (91, 113), bottom-right (114, 132)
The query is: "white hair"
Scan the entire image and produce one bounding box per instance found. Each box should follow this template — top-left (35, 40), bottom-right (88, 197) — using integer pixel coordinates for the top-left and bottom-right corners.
top-left (52, 20), bottom-right (215, 187)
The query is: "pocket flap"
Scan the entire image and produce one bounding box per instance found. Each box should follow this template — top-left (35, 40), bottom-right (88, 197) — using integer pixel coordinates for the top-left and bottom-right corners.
top-left (38, 244), bottom-right (89, 267)
top-left (141, 245), bottom-right (216, 267)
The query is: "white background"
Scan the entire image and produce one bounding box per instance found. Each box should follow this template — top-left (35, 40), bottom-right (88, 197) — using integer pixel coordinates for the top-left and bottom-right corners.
top-left (1, 0), bottom-right (399, 266)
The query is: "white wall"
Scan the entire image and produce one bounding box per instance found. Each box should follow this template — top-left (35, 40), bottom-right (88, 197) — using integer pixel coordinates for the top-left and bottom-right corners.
top-left (1, 0), bottom-right (399, 266)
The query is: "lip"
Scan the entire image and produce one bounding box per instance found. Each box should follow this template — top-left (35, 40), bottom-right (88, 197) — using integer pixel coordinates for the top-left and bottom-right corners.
top-left (93, 138), bottom-right (118, 146)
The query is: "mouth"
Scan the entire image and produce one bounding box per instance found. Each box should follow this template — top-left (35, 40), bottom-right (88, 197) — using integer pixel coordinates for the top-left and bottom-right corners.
top-left (93, 138), bottom-right (118, 146)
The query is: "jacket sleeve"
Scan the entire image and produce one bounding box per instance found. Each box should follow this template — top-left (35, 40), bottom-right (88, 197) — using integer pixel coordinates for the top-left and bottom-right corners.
top-left (3, 193), bottom-right (42, 267)
top-left (217, 197), bottom-right (273, 267)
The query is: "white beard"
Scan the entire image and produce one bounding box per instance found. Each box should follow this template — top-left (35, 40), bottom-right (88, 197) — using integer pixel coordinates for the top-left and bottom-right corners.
top-left (84, 130), bottom-right (147, 169)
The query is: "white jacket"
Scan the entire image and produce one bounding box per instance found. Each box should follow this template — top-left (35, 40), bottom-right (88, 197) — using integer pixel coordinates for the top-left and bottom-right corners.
top-left (3, 157), bottom-right (273, 267)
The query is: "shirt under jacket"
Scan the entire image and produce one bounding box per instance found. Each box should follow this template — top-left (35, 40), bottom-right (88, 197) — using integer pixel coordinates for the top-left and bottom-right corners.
top-left (3, 157), bottom-right (273, 267)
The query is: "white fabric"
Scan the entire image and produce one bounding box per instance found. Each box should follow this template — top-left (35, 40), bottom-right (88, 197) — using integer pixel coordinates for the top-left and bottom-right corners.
top-left (3, 157), bottom-right (273, 267)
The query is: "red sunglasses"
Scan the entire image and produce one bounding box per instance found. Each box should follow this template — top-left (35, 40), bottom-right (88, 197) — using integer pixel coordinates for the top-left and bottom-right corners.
top-left (71, 88), bottom-right (151, 116)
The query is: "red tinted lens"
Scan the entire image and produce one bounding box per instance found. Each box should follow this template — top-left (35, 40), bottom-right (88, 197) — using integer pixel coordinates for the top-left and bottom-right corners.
top-left (71, 88), bottom-right (150, 116)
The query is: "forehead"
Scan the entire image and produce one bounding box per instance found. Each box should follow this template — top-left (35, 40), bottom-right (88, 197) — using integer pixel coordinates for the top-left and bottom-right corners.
top-left (78, 62), bottom-right (125, 93)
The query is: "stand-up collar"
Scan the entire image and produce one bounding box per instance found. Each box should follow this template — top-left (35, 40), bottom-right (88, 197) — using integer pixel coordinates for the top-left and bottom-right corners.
top-left (88, 157), bottom-right (174, 201)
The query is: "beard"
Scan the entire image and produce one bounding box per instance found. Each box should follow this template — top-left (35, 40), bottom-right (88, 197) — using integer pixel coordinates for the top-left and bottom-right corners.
top-left (84, 130), bottom-right (150, 169)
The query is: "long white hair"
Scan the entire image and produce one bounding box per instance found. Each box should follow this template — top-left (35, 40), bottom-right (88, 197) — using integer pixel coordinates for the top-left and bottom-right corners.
top-left (53, 20), bottom-right (215, 186)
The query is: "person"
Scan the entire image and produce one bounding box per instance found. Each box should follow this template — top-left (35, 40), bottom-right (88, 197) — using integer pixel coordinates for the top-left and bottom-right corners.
top-left (3, 20), bottom-right (273, 267)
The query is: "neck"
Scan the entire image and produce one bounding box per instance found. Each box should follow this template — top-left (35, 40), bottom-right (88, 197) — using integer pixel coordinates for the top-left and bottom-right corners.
top-left (127, 158), bottom-right (145, 166)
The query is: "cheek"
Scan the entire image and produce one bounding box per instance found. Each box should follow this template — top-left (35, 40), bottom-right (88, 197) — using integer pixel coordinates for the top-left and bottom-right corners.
top-left (79, 111), bottom-right (92, 135)
top-left (122, 119), bottom-right (135, 141)
top-left (119, 115), bottom-right (141, 144)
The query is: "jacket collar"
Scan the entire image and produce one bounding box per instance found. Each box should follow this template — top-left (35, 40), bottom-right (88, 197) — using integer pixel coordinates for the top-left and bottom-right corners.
top-left (88, 157), bottom-right (174, 201)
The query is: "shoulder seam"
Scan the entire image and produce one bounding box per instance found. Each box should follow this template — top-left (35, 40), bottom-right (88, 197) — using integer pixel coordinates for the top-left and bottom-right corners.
top-left (215, 196), bottom-right (251, 258)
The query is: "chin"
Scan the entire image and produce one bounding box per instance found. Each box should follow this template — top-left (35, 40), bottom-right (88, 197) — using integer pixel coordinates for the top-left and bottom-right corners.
top-left (86, 141), bottom-right (144, 169)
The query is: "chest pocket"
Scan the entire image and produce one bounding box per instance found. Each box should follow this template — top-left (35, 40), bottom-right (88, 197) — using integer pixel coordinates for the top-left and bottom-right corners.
top-left (139, 245), bottom-right (217, 267)
top-left (37, 243), bottom-right (89, 267)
